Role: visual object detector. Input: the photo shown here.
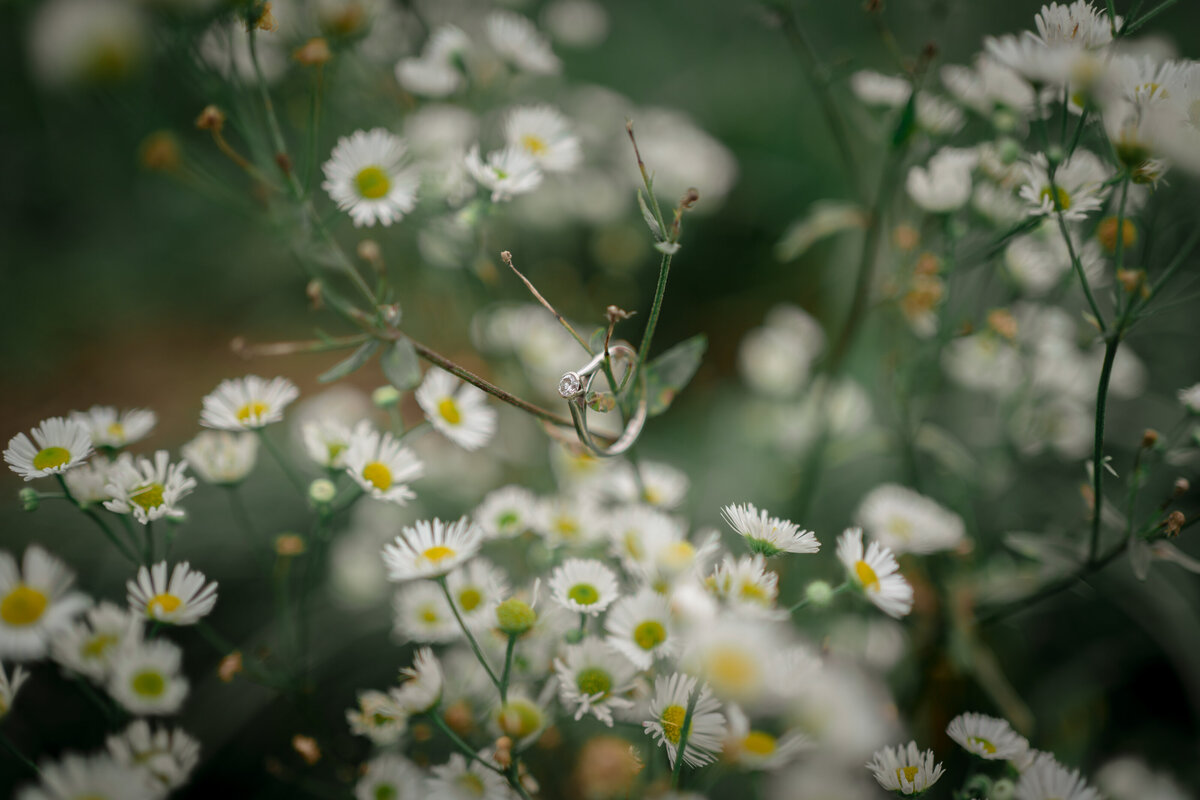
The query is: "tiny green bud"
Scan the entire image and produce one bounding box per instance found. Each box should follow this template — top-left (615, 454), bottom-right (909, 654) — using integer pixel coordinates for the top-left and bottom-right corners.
top-left (992, 109), bottom-right (1017, 134)
top-left (992, 778), bottom-right (1015, 800)
top-left (805, 580), bottom-right (834, 606)
top-left (1046, 145), bottom-right (1065, 166)
top-left (309, 478), bottom-right (336, 505)
top-left (997, 137), bottom-right (1022, 165)
top-left (495, 598), bottom-right (537, 636)
top-left (19, 488), bottom-right (39, 512)
top-left (372, 385), bottom-right (401, 408)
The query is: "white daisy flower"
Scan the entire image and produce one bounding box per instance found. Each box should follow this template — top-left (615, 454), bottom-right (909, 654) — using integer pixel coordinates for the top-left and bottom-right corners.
top-left (543, 0), bottom-right (609, 48)
top-left (395, 25), bottom-right (469, 98)
top-left (17, 752), bottom-right (160, 800)
top-left (680, 618), bottom-right (778, 708)
top-left (106, 720), bottom-right (200, 792)
top-left (607, 505), bottom-right (685, 570)
top-left (985, 32), bottom-right (1080, 86)
top-left (1035, 1), bottom-right (1116, 48)
top-left (836, 528), bottom-right (914, 619)
top-left (906, 147), bottom-right (978, 213)
top-left (474, 485), bottom-right (539, 539)
top-left (5, 417), bottom-right (93, 481)
top-left (941, 332), bottom-right (1023, 395)
top-left (103, 450), bottom-right (197, 525)
top-left (355, 753), bottom-right (421, 800)
top-left (486, 10), bottom-right (560, 75)
top-left (605, 587), bottom-right (675, 669)
top-left (107, 638), bottom-right (189, 715)
top-left (200, 375), bottom-right (299, 431)
top-left (553, 638), bottom-right (637, 725)
top-left (393, 582), bottom-right (460, 643)
top-left (1018, 149), bottom-right (1110, 220)
top-left (415, 368), bottom-right (497, 452)
top-left (1017, 752), bottom-right (1102, 800)
top-left (0, 661), bottom-right (30, 718)
top-left (322, 128), bottom-right (420, 228)
top-left (69, 406), bottom-right (156, 450)
top-left (723, 704), bottom-right (811, 771)
top-left (62, 456), bottom-right (114, 506)
top-left (867, 741), bottom-right (945, 795)
top-left (535, 493), bottom-right (605, 548)
top-left (427, 753), bottom-right (512, 800)
top-left (0, 546), bottom-right (90, 661)
top-left (721, 502), bottom-right (820, 557)
top-left (636, 527), bottom-right (721, 594)
top-left (301, 418), bottom-right (358, 470)
top-left (465, 144), bottom-right (544, 203)
top-left (643, 672), bottom-right (725, 769)
top-left (606, 460), bottom-right (689, 510)
top-left (856, 484), bottom-right (966, 555)
top-left (1179, 383), bottom-right (1200, 414)
top-left (383, 517), bottom-right (482, 582)
top-left (947, 712), bottom-right (1030, 761)
top-left (49, 601), bottom-right (141, 681)
top-left (706, 554), bottom-right (784, 619)
top-left (126, 561), bottom-right (218, 625)
top-left (391, 646), bottom-right (443, 714)
top-left (917, 93), bottom-right (966, 136)
top-left (181, 431), bottom-right (258, 486)
top-left (548, 558), bottom-right (619, 616)
top-left (347, 690), bottom-right (408, 744)
top-left (1004, 225), bottom-right (1105, 296)
top-left (941, 56), bottom-right (1036, 118)
top-left (850, 70), bottom-right (912, 107)
top-left (504, 105), bottom-right (582, 173)
top-left (344, 426), bottom-right (425, 505)
top-left (446, 559), bottom-right (509, 629)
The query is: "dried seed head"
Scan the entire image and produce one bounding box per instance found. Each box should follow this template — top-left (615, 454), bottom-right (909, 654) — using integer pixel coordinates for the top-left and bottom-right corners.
top-left (195, 105), bottom-right (226, 133)
top-left (293, 37), bottom-right (332, 66)
top-left (1141, 429), bottom-right (1159, 449)
top-left (218, 651), bottom-right (243, 682)
top-left (292, 735), bottom-right (320, 765)
top-left (892, 224), bottom-right (920, 252)
top-left (139, 131), bottom-right (181, 172)
top-left (987, 308), bottom-right (1019, 341)
top-left (1174, 478), bottom-right (1190, 497)
top-left (252, 2), bottom-right (278, 32)
top-left (1165, 511), bottom-right (1185, 537)
top-left (275, 533), bottom-right (307, 556)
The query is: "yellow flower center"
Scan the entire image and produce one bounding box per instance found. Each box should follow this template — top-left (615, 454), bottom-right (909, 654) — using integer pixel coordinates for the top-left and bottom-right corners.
top-left (437, 397), bottom-right (462, 426)
top-left (149, 593), bottom-right (183, 616)
top-left (131, 483), bottom-right (165, 511)
top-left (554, 516), bottom-right (580, 539)
top-left (743, 730), bottom-right (777, 756)
top-left (739, 581), bottom-right (771, 605)
top-left (896, 765), bottom-right (920, 785)
top-left (660, 541), bottom-right (695, 571)
top-left (1039, 185), bottom-right (1072, 210)
top-left (422, 545), bottom-right (456, 563)
top-left (887, 515), bottom-right (914, 541)
top-left (633, 620), bottom-right (666, 651)
top-left (326, 442), bottom-right (346, 463)
top-left (131, 670), bottom-right (166, 697)
top-left (854, 560), bottom-right (880, 591)
top-left (374, 785), bottom-right (398, 800)
top-left (622, 531), bottom-right (643, 560)
top-left (458, 588), bottom-right (482, 612)
top-left (420, 607), bottom-right (440, 623)
top-left (362, 461), bottom-right (393, 491)
top-left (32, 446), bottom-right (71, 471)
top-left (0, 584), bottom-right (48, 626)
top-left (643, 486), bottom-right (662, 505)
top-left (520, 133), bottom-right (548, 156)
top-left (708, 648), bottom-right (758, 693)
top-left (82, 633), bottom-right (118, 659)
top-left (575, 667), bottom-right (612, 698)
top-left (236, 401), bottom-right (268, 423)
top-left (968, 735), bottom-right (997, 754)
top-left (567, 583), bottom-right (599, 605)
top-left (107, 421), bottom-right (126, 440)
top-left (660, 704), bottom-right (687, 744)
top-left (355, 166), bottom-right (392, 199)
top-left (457, 772), bottom-right (485, 796)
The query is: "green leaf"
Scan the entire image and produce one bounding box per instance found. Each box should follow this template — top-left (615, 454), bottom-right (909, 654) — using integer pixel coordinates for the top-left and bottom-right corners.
top-left (380, 337), bottom-right (422, 390)
top-left (642, 334), bottom-right (706, 416)
top-left (637, 189), bottom-right (663, 241)
top-left (891, 90), bottom-right (918, 149)
top-left (319, 340), bottom-right (380, 383)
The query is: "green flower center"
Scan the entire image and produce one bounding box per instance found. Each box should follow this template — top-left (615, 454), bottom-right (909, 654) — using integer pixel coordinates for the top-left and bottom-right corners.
top-left (374, 785), bottom-right (397, 800)
top-left (968, 735), bottom-right (997, 754)
top-left (131, 670), bottom-right (166, 697)
top-left (632, 620), bottom-right (666, 651)
top-left (458, 588), bottom-right (482, 612)
top-left (33, 446), bottom-right (71, 471)
top-left (1039, 185), bottom-right (1072, 210)
top-left (567, 583), bottom-right (599, 605)
top-left (355, 166), bottom-right (391, 199)
top-left (575, 667), bottom-right (612, 698)
top-left (131, 483), bottom-right (165, 511)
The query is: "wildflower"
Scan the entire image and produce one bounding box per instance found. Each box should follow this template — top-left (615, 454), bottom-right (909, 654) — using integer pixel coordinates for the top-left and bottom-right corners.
top-left (322, 129), bottom-right (419, 227)
top-left (1035, 1), bottom-right (1116, 48)
top-left (107, 638), bottom-right (189, 715)
top-left (536, 493), bottom-right (605, 547)
top-left (344, 426), bottom-right (425, 505)
top-left (486, 11), bottom-right (561, 75)
top-left (103, 451), bottom-right (197, 524)
top-left (1016, 752), bottom-right (1102, 800)
top-left (126, 562), bottom-right (218, 625)
top-left (181, 431), bottom-right (258, 485)
top-left (554, 638), bottom-right (637, 725)
top-left (947, 712), bottom-right (1030, 761)
top-left (1178, 383), bottom-right (1200, 414)
top-left (548, 558), bottom-right (619, 616)
top-left (473, 485), bottom-right (539, 539)
top-left (906, 147), bottom-right (978, 212)
top-left (867, 741), bottom-right (945, 795)
top-left (415, 368), bottom-right (497, 451)
top-left (605, 588), bottom-right (675, 668)
top-left (1018, 150), bottom-right (1110, 220)
top-left (427, 753), bottom-right (512, 800)
top-left (391, 647), bottom-right (443, 714)
top-left (493, 693), bottom-right (547, 744)
top-left (355, 753), bottom-right (421, 800)
top-left (606, 460), bottom-right (689, 510)
top-left (0, 546), bottom-right (91, 661)
top-left (837, 528), bottom-right (914, 618)
top-left (383, 517), bottom-right (482, 582)
top-left (445, 559), bottom-right (509, 629)
top-left (984, 32), bottom-right (1080, 86)
top-left (347, 690), bottom-right (407, 744)
top-left (738, 304), bottom-right (825, 398)
top-left (49, 602), bottom-right (141, 682)
top-left (17, 752), bottom-right (159, 800)
top-left (851, 70), bottom-right (912, 107)
top-left (680, 618), bottom-right (778, 707)
top-left (301, 418), bottom-right (359, 470)
top-left (706, 554), bottom-right (784, 619)
top-left (543, 0), bottom-right (610, 49)
top-left (106, 720), bottom-right (200, 792)
top-left (5, 417), bottom-right (93, 481)
top-left (395, 26), bottom-right (469, 98)
top-left (200, 375), bottom-right (299, 431)
top-left (393, 582), bottom-right (459, 643)
top-left (723, 704), bottom-right (811, 770)
top-left (721, 502), bottom-right (819, 556)
top-left (70, 406), bottom-right (156, 450)
top-left (504, 105), bottom-right (581, 173)
top-left (28, 0), bottom-right (147, 87)
top-left (856, 484), bottom-right (966, 555)
top-left (62, 456), bottom-right (114, 506)
top-left (465, 145), bottom-right (543, 202)
top-left (0, 661), bottom-right (29, 718)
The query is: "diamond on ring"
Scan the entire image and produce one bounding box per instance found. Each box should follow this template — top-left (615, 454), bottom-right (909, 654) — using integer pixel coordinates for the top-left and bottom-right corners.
top-left (558, 372), bottom-right (583, 399)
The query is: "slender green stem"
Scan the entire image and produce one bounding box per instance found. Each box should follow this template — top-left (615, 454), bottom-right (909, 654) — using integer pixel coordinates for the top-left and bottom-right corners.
top-left (437, 577), bottom-right (502, 691)
top-left (54, 474), bottom-right (139, 563)
top-left (788, 581), bottom-right (850, 613)
top-left (1122, 0), bottom-right (1181, 35)
top-left (257, 430), bottom-right (308, 496)
top-left (635, 251), bottom-right (674, 385)
top-left (1088, 339), bottom-right (1119, 562)
top-left (670, 679), bottom-right (703, 788)
top-left (143, 520), bottom-right (155, 566)
top-left (426, 711), bottom-right (506, 775)
top-left (0, 730), bottom-right (39, 775)
top-left (499, 634), bottom-right (517, 704)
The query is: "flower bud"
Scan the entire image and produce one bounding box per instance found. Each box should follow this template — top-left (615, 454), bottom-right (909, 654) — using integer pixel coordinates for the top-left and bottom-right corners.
top-left (19, 488), bottom-right (39, 512)
top-left (372, 386), bottom-right (401, 409)
top-left (309, 478), bottom-right (336, 505)
top-left (992, 778), bottom-right (1016, 800)
top-left (1165, 511), bottom-right (1185, 537)
top-left (1141, 429), bottom-right (1159, 449)
top-left (218, 651), bottom-right (243, 682)
top-left (275, 533), bottom-right (307, 556)
top-left (495, 597), bottom-right (537, 635)
top-left (195, 104), bottom-right (226, 133)
top-left (805, 580), bottom-right (834, 606)
top-left (1097, 217), bottom-right (1136, 253)
top-left (139, 131), bottom-right (181, 172)
top-left (293, 38), bottom-right (331, 67)
top-left (291, 734), bottom-right (320, 765)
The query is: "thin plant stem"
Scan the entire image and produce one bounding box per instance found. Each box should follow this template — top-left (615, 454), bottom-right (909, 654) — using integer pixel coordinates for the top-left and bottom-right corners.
top-left (54, 475), bottom-right (139, 563)
top-left (670, 679), bottom-right (703, 788)
top-left (0, 730), bottom-right (39, 775)
top-left (426, 711), bottom-right (506, 775)
top-left (502, 250), bottom-right (593, 355)
top-left (500, 634), bottom-right (517, 704)
top-left (437, 577), bottom-right (502, 691)
top-left (257, 429), bottom-right (308, 496)
top-left (788, 581), bottom-right (850, 613)
top-left (636, 251), bottom-right (674, 385)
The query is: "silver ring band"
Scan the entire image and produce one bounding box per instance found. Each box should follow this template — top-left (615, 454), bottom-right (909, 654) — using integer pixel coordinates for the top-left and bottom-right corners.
top-left (557, 344), bottom-right (647, 457)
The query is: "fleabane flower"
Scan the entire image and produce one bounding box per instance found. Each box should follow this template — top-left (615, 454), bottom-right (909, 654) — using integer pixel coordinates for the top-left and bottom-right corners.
top-left (549, 558), bottom-right (619, 616)
top-left (383, 517), bottom-right (482, 582)
top-left (1018, 150), bottom-right (1110, 220)
top-left (680, 618), bottom-right (778, 708)
top-left (107, 638), bottom-right (189, 715)
top-left (390, 646), bottom-right (443, 714)
top-left (721, 502), bottom-right (819, 556)
top-left (62, 456), bottom-right (114, 506)
top-left (1179, 383), bottom-right (1200, 414)
top-left (445, 559), bottom-right (509, 629)
top-left (181, 431), bottom-right (257, 486)
top-left (706, 554), bottom-right (784, 619)
top-left (504, 105), bottom-right (581, 173)
top-left (485, 10), bottom-right (560, 75)
top-left (906, 147), bottom-right (978, 213)
top-left (347, 690), bottom-right (408, 744)
top-left (867, 741), bottom-right (945, 795)
top-left (947, 712), bottom-right (1030, 761)
top-left (1035, 1), bottom-right (1116, 48)
top-left (70, 406), bottom-right (156, 450)
top-left (473, 485), bottom-right (538, 539)
top-left (465, 144), bottom-right (543, 202)
top-left (49, 601), bottom-right (141, 682)
top-left (0, 661), bottom-right (30, 718)
top-left (1016, 752), bottom-right (1102, 800)
top-left (302, 418), bottom-right (359, 470)
top-left (394, 26), bottom-right (470, 98)
top-left (837, 528), bottom-right (914, 618)
top-left (643, 672), bottom-right (725, 769)
top-left (723, 704), bottom-right (811, 771)
top-left (5, 417), bottom-right (93, 481)
top-left (200, 375), bottom-right (299, 431)
top-left (415, 368), bottom-right (497, 451)
top-left (322, 128), bottom-right (419, 227)
top-left (344, 426), bottom-right (425, 505)
top-left (605, 587), bottom-right (675, 669)
top-left (106, 720), bottom-right (200, 792)
top-left (16, 752), bottom-right (160, 800)
top-left (393, 582), bottom-right (459, 643)
top-left (103, 450), bottom-right (196, 524)
top-left (0, 545), bottom-right (91, 661)
top-left (554, 638), bottom-right (637, 725)
top-left (492, 692), bottom-right (548, 745)
top-left (856, 484), bottom-right (966, 555)
top-left (427, 753), bottom-right (512, 800)
top-left (607, 460), bottom-right (689, 509)
top-left (355, 753), bottom-right (421, 800)
top-left (126, 561), bottom-right (218, 626)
